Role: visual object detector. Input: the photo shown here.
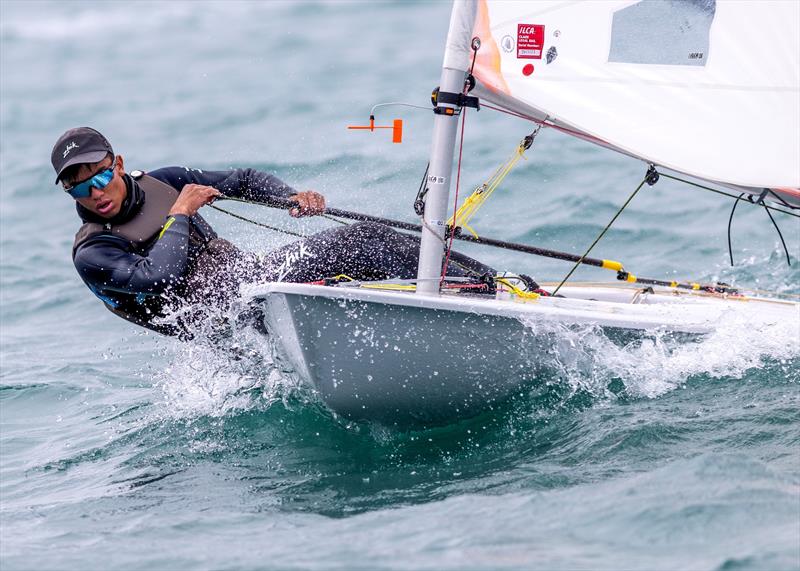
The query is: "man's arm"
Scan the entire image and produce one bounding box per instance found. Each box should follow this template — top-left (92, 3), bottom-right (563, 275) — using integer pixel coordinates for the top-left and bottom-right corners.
top-left (148, 166), bottom-right (325, 217)
top-left (75, 184), bottom-right (221, 298)
top-left (74, 216), bottom-right (193, 297)
top-left (149, 166), bottom-right (294, 203)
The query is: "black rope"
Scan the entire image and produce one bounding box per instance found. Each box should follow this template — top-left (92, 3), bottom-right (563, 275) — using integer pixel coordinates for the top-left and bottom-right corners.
top-left (762, 202), bottom-right (792, 266)
top-left (413, 162), bottom-right (429, 215)
top-left (727, 193), bottom-right (745, 266)
top-left (214, 195), bottom-right (623, 269)
top-left (762, 188), bottom-right (796, 210)
top-left (468, 37), bottom-right (480, 76)
top-left (659, 172), bottom-right (799, 219)
top-left (221, 195), bottom-right (425, 232)
top-left (208, 204), bottom-right (306, 238)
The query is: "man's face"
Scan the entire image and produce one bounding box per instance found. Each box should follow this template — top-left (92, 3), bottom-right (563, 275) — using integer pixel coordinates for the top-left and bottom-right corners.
top-left (64, 155), bottom-right (127, 218)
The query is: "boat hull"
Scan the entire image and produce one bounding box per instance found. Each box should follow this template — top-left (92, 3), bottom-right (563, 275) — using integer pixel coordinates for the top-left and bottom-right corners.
top-left (262, 291), bottom-right (550, 424)
top-left (248, 282), bottom-right (798, 425)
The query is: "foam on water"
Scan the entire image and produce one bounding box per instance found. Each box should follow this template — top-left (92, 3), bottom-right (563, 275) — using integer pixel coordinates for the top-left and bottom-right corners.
top-left (521, 305), bottom-right (800, 401)
top-left (151, 307), bottom-right (307, 420)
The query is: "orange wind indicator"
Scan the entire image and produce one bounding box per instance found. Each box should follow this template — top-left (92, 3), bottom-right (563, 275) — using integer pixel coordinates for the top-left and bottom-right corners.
top-left (348, 115), bottom-right (403, 143)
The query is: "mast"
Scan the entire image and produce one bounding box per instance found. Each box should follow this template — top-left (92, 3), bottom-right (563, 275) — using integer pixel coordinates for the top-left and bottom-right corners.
top-left (416, 0), bottom-right (478, 295)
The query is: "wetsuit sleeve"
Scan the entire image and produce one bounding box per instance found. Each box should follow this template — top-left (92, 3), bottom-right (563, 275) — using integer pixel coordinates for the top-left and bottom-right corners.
top-left (73, 215), bottom-right (193, 296)
top-left (148, 166), bottom-right (296, 204)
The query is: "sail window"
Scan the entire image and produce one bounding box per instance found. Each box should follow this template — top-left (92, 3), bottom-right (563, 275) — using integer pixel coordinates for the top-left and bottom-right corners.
top-left (608, 0), bottom-right (715, 66)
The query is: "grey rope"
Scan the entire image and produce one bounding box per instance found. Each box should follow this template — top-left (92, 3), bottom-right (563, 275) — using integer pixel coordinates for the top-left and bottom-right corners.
top-left (659, 172), bottom-right (799, 219)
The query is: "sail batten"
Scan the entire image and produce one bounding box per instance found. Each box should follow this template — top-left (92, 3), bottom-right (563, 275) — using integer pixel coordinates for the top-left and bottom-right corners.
top-left (470, 0), bottom-right (800, 205)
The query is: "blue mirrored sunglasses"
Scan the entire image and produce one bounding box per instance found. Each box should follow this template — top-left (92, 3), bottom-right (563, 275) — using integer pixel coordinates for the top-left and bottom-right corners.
top-left (64, 164), bottom-right (115, 199)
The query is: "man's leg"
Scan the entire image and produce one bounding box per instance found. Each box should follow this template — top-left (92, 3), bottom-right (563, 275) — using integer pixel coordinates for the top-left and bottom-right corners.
top-left (255, 222), bottom-right (496, 283)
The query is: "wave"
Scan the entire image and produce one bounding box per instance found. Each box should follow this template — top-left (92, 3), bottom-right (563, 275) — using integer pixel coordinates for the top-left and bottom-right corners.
top-left (520, 307), bottom-right (800, 401)
top-left (151, 310), bottom-right (307, 420)
top-left (0, 3), bottom-right (192, 42)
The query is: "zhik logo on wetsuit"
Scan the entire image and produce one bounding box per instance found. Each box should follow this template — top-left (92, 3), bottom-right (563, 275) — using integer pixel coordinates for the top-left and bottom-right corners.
top-left (276, 243), bottom-right (316, 282)
top-left (63, 142), bottom-right (79, 158)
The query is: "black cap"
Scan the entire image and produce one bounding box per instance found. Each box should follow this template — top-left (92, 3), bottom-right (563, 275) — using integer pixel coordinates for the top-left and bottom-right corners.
top-left (51, 127), bottom-right (114, 183)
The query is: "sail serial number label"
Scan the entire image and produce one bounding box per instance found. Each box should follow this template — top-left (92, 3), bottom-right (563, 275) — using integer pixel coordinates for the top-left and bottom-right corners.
top-left (517, 24), bottom-right (544, 59)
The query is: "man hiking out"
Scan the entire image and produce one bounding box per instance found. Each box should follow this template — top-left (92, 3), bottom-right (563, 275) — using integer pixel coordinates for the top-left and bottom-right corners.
top-left (54, 127), bottom-right (497, 337)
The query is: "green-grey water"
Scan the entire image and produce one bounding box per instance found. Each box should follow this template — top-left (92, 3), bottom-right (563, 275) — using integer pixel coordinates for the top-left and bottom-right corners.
top-left (1, 2), bottom-right (799, 570)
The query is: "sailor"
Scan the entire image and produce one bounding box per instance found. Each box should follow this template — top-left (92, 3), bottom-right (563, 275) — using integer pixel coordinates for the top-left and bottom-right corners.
top-left (54, 127), bottom-right (496, 336)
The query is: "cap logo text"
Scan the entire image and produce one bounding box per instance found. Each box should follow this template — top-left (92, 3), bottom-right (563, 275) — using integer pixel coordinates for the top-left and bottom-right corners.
top-left (63, 141), bottom-right (79, 158)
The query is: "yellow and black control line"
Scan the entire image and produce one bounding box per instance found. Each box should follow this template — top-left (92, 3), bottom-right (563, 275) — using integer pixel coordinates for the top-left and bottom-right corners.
top-left (615, 270), bottom-right (740, 295)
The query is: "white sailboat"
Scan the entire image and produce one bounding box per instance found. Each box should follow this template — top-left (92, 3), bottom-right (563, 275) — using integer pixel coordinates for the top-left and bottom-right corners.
top-left (246, 0), bottom-right (800, 425)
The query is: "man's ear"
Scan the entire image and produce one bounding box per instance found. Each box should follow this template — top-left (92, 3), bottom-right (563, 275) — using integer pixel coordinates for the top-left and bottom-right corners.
top-left (116, 154), bottom-right (125, 173)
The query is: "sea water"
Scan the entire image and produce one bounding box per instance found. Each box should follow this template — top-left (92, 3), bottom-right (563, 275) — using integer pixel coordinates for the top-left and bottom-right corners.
top-left (1, 2), bottom-right (798, 570)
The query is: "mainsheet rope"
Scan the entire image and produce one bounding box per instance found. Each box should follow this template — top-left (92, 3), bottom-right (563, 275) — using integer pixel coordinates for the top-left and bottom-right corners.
top-left (208, 204), bottom-right (305, 237)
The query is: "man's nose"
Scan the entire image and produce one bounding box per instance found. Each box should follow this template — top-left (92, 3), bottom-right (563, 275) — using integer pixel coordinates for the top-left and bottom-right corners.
top-left (89, 186), bottom-right (106, 199)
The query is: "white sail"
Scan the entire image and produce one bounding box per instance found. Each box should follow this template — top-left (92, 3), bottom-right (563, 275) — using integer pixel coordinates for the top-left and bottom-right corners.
top-left (470, 0), bottom-right (800, 206)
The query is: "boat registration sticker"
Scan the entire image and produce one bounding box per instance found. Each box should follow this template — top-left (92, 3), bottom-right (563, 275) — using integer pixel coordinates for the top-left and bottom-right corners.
top-left (517, 24), bottom-right (544, 59)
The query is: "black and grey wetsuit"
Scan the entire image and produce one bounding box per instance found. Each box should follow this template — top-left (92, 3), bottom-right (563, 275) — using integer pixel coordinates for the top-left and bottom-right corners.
top-left (72, 166), bottom-right (494, 336)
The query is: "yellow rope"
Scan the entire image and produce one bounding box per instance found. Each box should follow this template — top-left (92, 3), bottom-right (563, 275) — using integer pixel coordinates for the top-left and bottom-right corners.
top-left (448, 138), bottom-right (531, 238)
top-left (494, 277), bottom-right (540, 301)
top-left (330, 274), bottom-right (417, 291)
top-left (361, 283), bottom-right (417, 291)
top-left (339, 278), bottom-right (539, 297)
top-left (330, 273), bottom-right (540, 298)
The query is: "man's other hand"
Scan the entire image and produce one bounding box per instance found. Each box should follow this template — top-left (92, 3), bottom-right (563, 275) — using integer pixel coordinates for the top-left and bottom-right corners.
top-left (289, 191), bottom-right (326, 217)
top-left (169, 184), bottom-right (222, 217)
